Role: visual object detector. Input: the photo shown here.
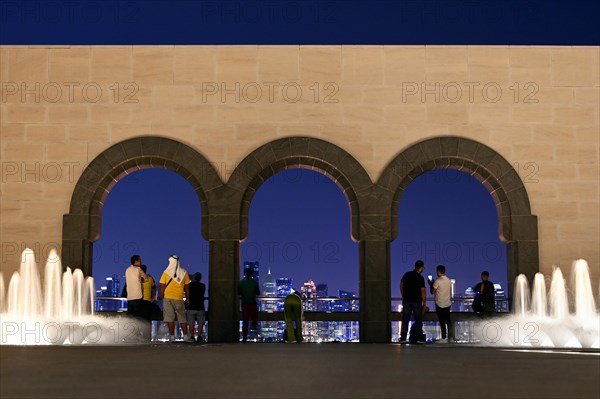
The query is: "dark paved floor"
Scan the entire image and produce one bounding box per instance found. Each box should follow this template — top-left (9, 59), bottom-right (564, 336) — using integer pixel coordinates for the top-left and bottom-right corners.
top-left (1, 343), bottom-right (599, 399)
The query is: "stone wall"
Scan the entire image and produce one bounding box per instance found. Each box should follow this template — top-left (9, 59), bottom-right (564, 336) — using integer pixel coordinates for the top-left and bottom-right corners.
top-left (1, 45), bottom-right (599, 284)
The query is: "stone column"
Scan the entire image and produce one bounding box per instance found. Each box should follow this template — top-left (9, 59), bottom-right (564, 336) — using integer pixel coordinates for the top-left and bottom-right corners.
top-left (359, 240), bottom-right (391, 343)
top-left (208, 239), bottom-right (240, 342)
top-left (62, 214), bottom-right (93, 275)
top-left (507, 240), bottom-right (539, 298)
top-left (506, 214), bottom-right (539, 301)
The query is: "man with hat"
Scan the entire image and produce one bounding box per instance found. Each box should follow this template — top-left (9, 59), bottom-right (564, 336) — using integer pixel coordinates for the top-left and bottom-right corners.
top-left (159, 255), bottom-right (193, 342)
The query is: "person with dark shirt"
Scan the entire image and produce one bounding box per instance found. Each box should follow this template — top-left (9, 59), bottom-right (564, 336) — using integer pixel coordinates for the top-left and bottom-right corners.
top-left (237, 268), bottom-right (260, 342)
top-left (473, 271), bottom-right (496, 318)
top-left (399, 260), bottom-right (427, 344)
top-left (186, 272), bottom-right (206, 343)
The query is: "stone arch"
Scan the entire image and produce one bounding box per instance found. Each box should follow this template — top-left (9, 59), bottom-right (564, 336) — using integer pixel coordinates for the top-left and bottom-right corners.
top-left (228, 137), bottom-right (374, 242)
top-left (378, 136), bottom-right (539, 290)
top-left (62, 136), bottom-right (222, 275)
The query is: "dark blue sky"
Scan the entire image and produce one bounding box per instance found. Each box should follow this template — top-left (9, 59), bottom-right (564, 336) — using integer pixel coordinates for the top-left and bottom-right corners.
top-left (93, 168), bottom-right (505, 297)
top-left (4, 0), bottom-right (592, 298)
top-left (2, 1), bottom-right (599, 45)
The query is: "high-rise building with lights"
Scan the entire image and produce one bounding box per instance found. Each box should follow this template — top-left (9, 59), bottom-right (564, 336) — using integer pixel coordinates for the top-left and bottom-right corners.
top-left (260, 268), bottom-right (278, 340)
top-left (315, 283), bottom-right (330, 312)
top-left (262, 268), bottom-right (277, 312)
top-left (276, 278), bottom-right (292, 297)
top-left (276, 278), bottom-right (293, 311)
top-left (106, 274), bottom-right (120, 297)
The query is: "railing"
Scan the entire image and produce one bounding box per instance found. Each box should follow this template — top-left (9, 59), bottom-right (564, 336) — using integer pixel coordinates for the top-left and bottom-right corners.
top-left (391, 297), bottom-right (510, 313)
top-left (95, 297), bottom-right (128, 312)
top-left (94, 296), bottom-right (512, 342)
top-left (96, 296), bottom-right (510, 315)
top-left (94, 296), bottom-right (360, 314)
top-left (94, 296), bottom-right (361, 342)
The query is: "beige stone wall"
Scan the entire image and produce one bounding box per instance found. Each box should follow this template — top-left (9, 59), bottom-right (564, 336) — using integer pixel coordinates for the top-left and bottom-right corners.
top-left (1, 45), bottom-right (598, 284)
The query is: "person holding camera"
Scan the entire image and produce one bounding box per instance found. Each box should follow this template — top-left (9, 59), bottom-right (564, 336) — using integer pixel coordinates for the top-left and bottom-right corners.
top-left (430, 265), bottom-right (454, 343)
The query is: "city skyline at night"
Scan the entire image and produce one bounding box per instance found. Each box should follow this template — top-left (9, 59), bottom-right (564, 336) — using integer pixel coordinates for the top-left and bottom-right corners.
top-left (93, 167), bottom-right (506, 298)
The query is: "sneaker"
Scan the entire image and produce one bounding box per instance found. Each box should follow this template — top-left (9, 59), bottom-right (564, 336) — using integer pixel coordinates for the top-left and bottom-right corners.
top-left (437, 338), bottom-right (448, 344)
top-left (197, 337), bottom-right (206, 344)
top-left (398, 339), bottom-right (407, 344)
top-left (184, 336), bottom-right (194, 343)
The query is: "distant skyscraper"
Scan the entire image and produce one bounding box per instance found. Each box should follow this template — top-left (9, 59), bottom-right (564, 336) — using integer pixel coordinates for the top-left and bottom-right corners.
top-left (262, 268), bottom-right (277, 313)
top-left (276, 278), bottom-right (293, 297)
top-left (263, 268), bottom-right (276, 296)
top-left (243, 261), bottom-right (260, 283)
top-left (301, 280), bottom-right (316, 298)
top-left (302, 280), bottom-right (317, 312)
top-left (105, 277), bottom-right (114, 297)
top-left (107, 274), bottom-right (120, 297)
top-left (316, 284), bottom-right (328, 297)
top-left (315, 283), bottom-right (329, 312)
top-left (260, 268), bottom-right (278, 341)
top-left (276, 278), bottom-right (293, 312)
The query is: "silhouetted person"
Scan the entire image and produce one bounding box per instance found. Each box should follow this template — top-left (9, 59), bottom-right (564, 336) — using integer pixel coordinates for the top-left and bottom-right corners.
top-left (159, 255), bottom-right (193, 342)
top-left (284, 290), bottom-right (303, 343)
top-left (473, 271), bottom-right (496, 318)
top-left (186, 272), bottom-right (206, 343)
top-left (237, 268), bottom-right (260, 342)
top-left (125, 255), bottom-right (147, 319)
top-left (399, 260), bottom-right (427, 344)
top-left (431, 265), bottom-right (454, 343)
top-left (141, 264), bottom-right (156, 320)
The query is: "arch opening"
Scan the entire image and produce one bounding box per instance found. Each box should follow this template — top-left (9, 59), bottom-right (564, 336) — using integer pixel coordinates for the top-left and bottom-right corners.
top-left (240, 168), bottom-right (360, 342)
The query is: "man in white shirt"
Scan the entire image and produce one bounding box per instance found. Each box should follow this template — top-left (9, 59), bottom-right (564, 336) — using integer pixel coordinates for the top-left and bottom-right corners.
top-left (125, 254), bottom-right (148, 319)
top-left (430, 265), bottom-right (454, 343)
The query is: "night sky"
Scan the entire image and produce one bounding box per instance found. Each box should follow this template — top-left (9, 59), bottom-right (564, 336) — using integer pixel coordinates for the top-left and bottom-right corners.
top-left (3, 0), bottom-right (595, 299)
top-left (93, 167), bottom-right (506, 297)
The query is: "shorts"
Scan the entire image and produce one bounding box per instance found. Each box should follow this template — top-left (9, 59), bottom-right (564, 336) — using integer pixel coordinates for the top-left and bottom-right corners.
top-left (162, 298), bottom-right (187, 323)
top-left (187, 309), bottom-right (206, 326)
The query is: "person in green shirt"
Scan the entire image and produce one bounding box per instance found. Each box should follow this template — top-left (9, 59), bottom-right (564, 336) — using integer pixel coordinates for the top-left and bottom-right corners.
top-left (284, 290), bottom-right (304, 343)
top-left (237, 268), bottom-right (260, 342)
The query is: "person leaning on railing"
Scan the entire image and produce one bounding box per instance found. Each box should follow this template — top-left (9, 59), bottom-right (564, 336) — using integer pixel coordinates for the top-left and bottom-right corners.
top-left (283, 290), bottom-right (304, 344)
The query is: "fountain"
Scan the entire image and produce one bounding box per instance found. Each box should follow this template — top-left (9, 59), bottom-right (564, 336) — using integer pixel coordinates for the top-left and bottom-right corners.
top-left (473, 259), bottom-right (599, 348)
top-left (0, 248), bottom-right (148, 345)
top-left (1, 249), bottom-right (598, 347)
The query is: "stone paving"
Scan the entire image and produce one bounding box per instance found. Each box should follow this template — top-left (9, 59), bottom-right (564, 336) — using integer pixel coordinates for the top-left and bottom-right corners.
top-left (1, 343), bottom-right (599, 399)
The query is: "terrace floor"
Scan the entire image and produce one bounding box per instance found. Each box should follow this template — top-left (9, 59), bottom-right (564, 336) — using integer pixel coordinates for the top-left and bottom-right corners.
top-left (1, 343), bottom-right (599, 399)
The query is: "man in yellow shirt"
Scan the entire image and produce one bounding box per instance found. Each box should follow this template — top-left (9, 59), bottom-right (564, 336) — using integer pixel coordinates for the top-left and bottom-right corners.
top-left (141, 264), bottom-right (156, 302)
top-left (141, 264), bottom-right (157, 320)
top-left (159, 255), bottom-right (193, 342)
